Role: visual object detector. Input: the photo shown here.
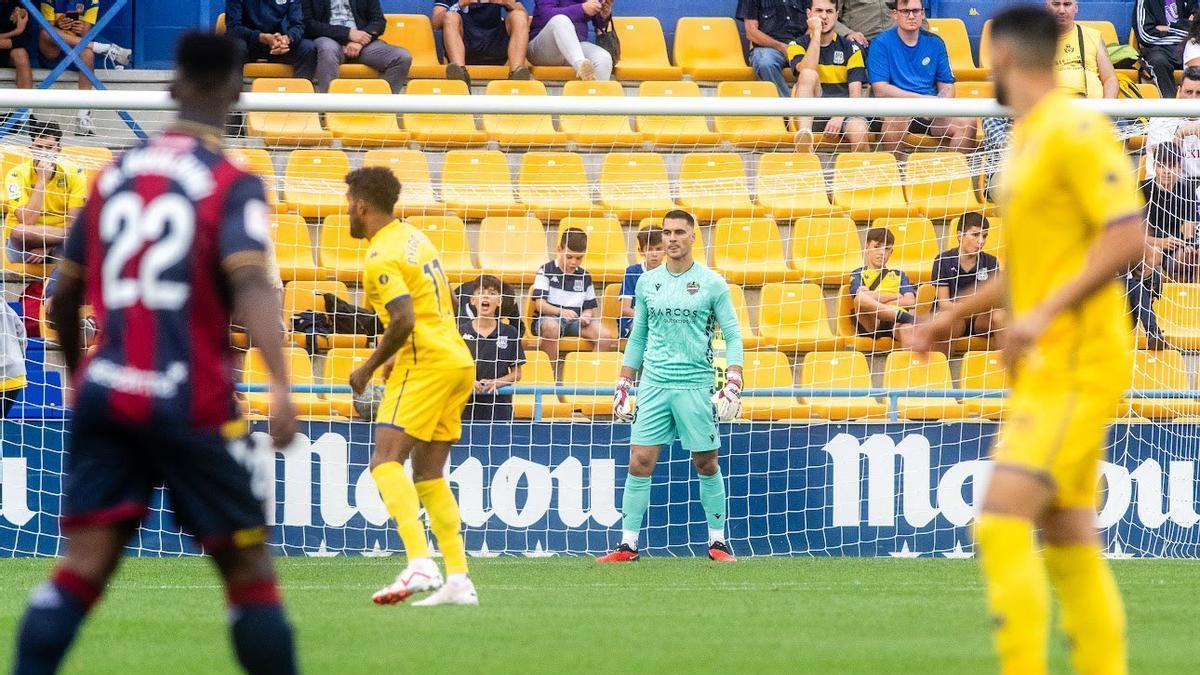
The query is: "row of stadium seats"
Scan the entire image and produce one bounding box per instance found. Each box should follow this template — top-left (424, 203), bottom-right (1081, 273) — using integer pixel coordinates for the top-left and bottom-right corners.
top-left (241, 347), bottom-right (1200, 422)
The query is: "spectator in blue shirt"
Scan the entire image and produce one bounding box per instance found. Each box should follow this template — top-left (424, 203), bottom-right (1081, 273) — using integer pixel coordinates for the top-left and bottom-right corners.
top-left (434, 0), bottom-right (531, 84)
top-left (618, 226), bottom-right (665, 339)
top-left (226, 0), bottom-right (318, 82)
top-left (867, 0), bottom-right (974, 155)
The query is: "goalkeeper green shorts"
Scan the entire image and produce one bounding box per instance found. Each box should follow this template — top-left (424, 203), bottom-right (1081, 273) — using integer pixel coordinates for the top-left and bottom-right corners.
top-left (630, 384), bottom-right (720, 452)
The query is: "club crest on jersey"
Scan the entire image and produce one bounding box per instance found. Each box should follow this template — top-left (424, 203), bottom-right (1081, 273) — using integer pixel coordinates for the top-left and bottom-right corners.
top-left (573, 279), bottom-right (584, 292)
top-left (833, 50), bottom-right (845, 65)
top-left (687, 281), bottom-right (699, 295)
top-left (977, 268), bottom-right (989, 282)
top-left (497, 336), bottom-right (509, 350)
top-left (379, 274), bottom-right (389, 284)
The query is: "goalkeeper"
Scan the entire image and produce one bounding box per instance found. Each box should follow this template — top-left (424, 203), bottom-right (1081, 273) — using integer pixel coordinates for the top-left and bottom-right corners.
top-left (598, 210), bottom-right (744, 563)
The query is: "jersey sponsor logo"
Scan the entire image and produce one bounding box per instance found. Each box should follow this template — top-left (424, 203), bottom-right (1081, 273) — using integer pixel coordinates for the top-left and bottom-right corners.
top-left (6, 182), bottom-right (18, 200)
top-left (85, 358), bottom-right (189, 398)
top-left (649, 306), bottom-right (703, 318)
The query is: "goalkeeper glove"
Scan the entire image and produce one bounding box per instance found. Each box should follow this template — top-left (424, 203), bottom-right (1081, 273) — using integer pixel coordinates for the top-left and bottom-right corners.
top-left (612, 376), bottom-right (635, 422)
top-left (712, 371), bottom-right (743, 422)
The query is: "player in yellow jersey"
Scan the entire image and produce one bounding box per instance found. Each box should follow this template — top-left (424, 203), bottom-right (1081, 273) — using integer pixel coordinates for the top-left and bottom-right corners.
top-left (344, 167), bottom-right (479, 607)
top-left (912, 6), bottom-right (1147, 675)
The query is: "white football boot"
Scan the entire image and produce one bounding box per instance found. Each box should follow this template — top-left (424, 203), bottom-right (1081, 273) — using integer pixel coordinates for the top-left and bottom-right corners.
top-left (371, 558), bottom-right (443, 605)
top-left (412, 576), bottom-right (479, 607)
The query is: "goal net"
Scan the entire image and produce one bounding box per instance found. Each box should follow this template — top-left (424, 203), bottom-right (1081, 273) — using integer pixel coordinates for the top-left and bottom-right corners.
top-left (1, 88), bottom-right (1197, 559)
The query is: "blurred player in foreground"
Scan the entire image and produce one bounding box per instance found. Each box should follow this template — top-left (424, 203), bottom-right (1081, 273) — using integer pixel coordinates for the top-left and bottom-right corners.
top-left (600, 210), bottom-right (743, 563)
top-left (911, 6), bottom-right (1146, 674)
top-left (13, 32), bottom-right (299, 674)
top-left (345, 167), bottom-right (478, 606)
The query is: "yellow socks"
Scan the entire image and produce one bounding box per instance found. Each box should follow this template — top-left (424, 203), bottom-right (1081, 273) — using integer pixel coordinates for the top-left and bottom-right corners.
top-left (1045, 544), bottom-right (1127, 675)
top-left (416, 478), bottom-right (469, 576)
top-left (975, 513), bottom-right (1050, 675)
top-left (370, 462), bottom-right (430, 560)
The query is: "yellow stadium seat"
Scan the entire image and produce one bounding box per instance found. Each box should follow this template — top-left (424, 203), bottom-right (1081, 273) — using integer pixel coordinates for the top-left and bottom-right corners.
top-left (441, 150), bottom-right (518, 218)
top-left (600, 283), bottom-right (623, 339)
top-left (740, 350), bottom-right (806, 420)
top-left (246, 79), bottom-right (332, 146)
top-left (635, 81), bottom-right (722, 146)
top-left (725, 282), bottom-right (762, 350)
top-left (381, 14), bottom-right (444, 79)
top-left (477, 216), bottom-right (549, 284)
top-left (272, 213), bottom-right (323, 282)
top-left (959, 350), bottom-right (1008, 420)
top-left (957, 81), bottom-right (995, 99)
top-left (791, 217), bottom-right (862, 285)
top-left (1130, 349), bottom-right (1200, 419)
top-left (225, 147), bottom-right (279, 208)
top-left (283, 281), bottom-right (369, 351)
top-left (758, 282), bottom-right (842, 352)
top-left (1078, 20), bottom-right (1120, 47)
top-left (714, 81), bottom-right (793, 148)
top-left (611, 17), bottom-right (683, 80)
top-left (754, 153), bottom-right (838, 219)
top-left (559, 80), bottom-right (644, 147)
top-left (361, 149), bottom-right (443, 217)
top-left (323, 347), bottom-right (385, 418)
top-left (515, 350), bottom-right (576, 420)
top-left (883, 351), bottom-right (968, 420)
top-left (598, 153), bottom-right (677, 221)
top-left (914, 283), bottom-right (937, 320)
top-left (673, 17), bottom-right (755, 81)
top-left (835, 284), bottom-right (894, 352)
top-left (482, 80), bottom-right (566, 147)
top-left (522, 293), bottom-right (589, 354)
top-left (216, 13), bottom-right (293, 77)
top-left (903, 152), bottom-right (984, 221)
top-left (403, 80), bottom-right (488, 146)
top-left (556, 217), bottom-right (629, 283)
top-left (325, 79), bottom-right (409, 147)
top-left (949, 215), bottom-right (1005, 263)
top-left (562, 352), bottom-right (626, 416)
top-left (58, 145), bottom-right (112, 190)
top-left (405, 215), bottom-right (478, 284)
top-left (800, 351), bottom-right (888, 420)
top-left (873, 217), bottom-right (939, 283)
top-left (927, 18), bottom-right (987, 81)
top-left (319, 214), bottom-right (370, 283)
top-left (243, 347), bottom-right (333, 417)
top-left (518, 152), bottom-right (596, 220)
top-left (832, 153), bottom-right (910, 221)
top-left (281, 150), bottom-right (351, 218)
top-left (711, 217), bottom-right (801, 284)
top-left (637, 217), bottom-right (706, 262)
top-left (676, 153), bottom-right (763, 221)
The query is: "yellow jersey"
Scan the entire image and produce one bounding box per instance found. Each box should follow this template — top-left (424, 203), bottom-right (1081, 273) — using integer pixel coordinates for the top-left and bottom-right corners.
top-left (1054, 24), bottom-right (1105, 99)
top-left (4, 157), bottom-right (87, 231)
top-left (998, 90), bottom-right (1141, 387)
top-left (362, 220), bottom-right (473, 371)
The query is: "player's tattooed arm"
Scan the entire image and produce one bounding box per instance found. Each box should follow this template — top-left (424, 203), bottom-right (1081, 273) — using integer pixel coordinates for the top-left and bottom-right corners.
top-left (351, 296), bottom-right (414, 394)
top-left (48, 270), bottom-right (85, 377)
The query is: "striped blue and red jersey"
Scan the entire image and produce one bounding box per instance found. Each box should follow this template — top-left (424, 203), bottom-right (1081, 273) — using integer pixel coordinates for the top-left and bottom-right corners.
top-left (61, 125), bottom-right (271, 429)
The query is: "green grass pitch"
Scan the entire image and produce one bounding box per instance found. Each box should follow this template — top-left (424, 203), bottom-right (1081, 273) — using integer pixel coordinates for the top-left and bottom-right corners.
top-left (0, 557), bottom-right (1196, 674)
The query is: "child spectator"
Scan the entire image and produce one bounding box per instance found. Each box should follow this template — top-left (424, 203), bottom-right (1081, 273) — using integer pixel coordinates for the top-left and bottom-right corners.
top-left (850, 227), bottom-right (916, 346)
top-left (460, 274), bottom-right (525, 422)
top-left (1, 301), bottom-right (26, 418)
top-left (1143, 141), bottom-right (1200, 282)
top-left (456, 276), bottom-right (524, 337)
top-left (618, 226), bottom-right (665, 339)
top-left (532, 227), bottom-right (616, 361)
top-left (931, 212), bottom-right (1004, 344)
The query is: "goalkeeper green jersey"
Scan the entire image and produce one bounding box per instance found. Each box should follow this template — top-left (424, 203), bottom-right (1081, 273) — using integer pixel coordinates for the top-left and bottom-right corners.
top-left (622, 262), bottom-right (743, 389)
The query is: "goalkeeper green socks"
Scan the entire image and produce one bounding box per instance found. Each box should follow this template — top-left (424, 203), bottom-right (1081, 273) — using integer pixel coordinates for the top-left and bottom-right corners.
top-left (620, 474), bottom-right (652, 548)
top-left (699, 470), bottom-right (727, 543)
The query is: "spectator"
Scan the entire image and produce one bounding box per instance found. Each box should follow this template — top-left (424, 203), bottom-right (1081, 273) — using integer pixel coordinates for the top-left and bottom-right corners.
top-left (434, 0), bottom-right (531, 84)
top-left (0, 300), bottom-right (26, 418)
top-left (460, 274), bottom-right (525, 422)
top-left (737, 0), bottom-right (811, 97)
top-left (456, 276), bottom-right (525, 337)
top-left (532, 227), bottom-right (616, 361)
top-left (931, 213), bottom-right (1003, 346)
top-left (788, 0), bottom-right (870, 153)
top-left (835, 0), bottom-right (892, 45)
top-left (4, 120), bottom-right (85, 267)
top-left (1146, 66), bottom-right (1200, 179)
top-left (619, 226), bottom-right (665, 339)
top-left (528, 0), bottom-right (613, 81)
top-left (1184, 7), bottom-right (1200, 66)
top-left (0, 0), bottom-right (32, 90)
top-left (37, 0), bottom-right (99, 135)
top-left (225, 0), bottom-right (318, 82)
top-left (1135, 0), bottom-right (1195, 98)
top-left (1049, 0), bottom-right (1118, 98)
top-left (302, 0), bottom-right (411, 93)
top-left (1143, 141), bottom-right (1200, 282)
top-left (850, 227), bottom-right (916, 346)
top-left (868, 0), bottom-right (974, 155)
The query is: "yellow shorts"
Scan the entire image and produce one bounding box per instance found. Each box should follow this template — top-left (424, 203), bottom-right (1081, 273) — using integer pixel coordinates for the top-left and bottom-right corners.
top-left (376, 365), bottom-right (474, 443)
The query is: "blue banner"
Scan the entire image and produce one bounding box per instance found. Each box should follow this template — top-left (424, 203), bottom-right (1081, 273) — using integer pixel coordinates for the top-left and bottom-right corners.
top-left (2, 421), bottom-right (1198, 558)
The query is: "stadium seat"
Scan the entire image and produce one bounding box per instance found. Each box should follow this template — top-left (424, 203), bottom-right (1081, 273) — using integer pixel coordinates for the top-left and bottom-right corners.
top-left (1078, 20), bottom-right (1120, 47)
top-left (873, 217), bottom-right (940, 283)
top-left (405, 215), bottom-right (478, 284)
top-left (521, 293), bottom-right (590, 354)
top-left (562, 352), bottom-right (625, 416)
top-left (754, 153), bottom-right (838, 219)
top-left (673, 17), bottom-right (755, 81)
top-left (325, 79), bottom-right (409, 147)
top-left (790, 217), bottom-right (862, 285)
top-left (518, 152), bottom-right (596, 220)
top-left (713, 82), bottom-right (794, 148)
top-left (1130, 349), bottom-right (1200, 419)
top-left (477, 216), bottom-right (549, 284)
top-left (637, 217), bottom-right (705, 262)
top-left (515, 350), bottom-right (575, 420)
top-left (556, 217), bottom-right (629, 283)
top-left (949, 215), bottom-right (1005, 263)
top-left (883, 351), bottom-right (968, 420)
top-left (246, 78), bottom-right (332, 146)
top-left (834, 284), bottom-right (894, 353)
top-left (956, 81), bottom-right (995, 99)
top-left (403, 80), bottom-right (488, 146)
top-left (323, 347), bottom-right (383, 418)
top-left (441, 150), bottom-right (518, 218)
top-left (610, 17), bottom-right (682, 80)
top-left (225, 147), bottom-right (279, 208)
top-left (216, 13), bottom-right (293, 77)
top-left (676, 153), bottom-right (763, 221)
top-left (0, 146), bottom-right (28, 187)
top-left (318, 214), bottom-right (370, 283)
top-left (361, 149), bottom-right (443, 217)
top-left (832, 153), bottom-right (910, 221)
top-left (959, 351), bottom-right (1008, 420)
top-left (635, 81), bottom-right (722, 146)
top-left (1154, 284), bottom-right (1200, 350)
top-left (272, 213), bottom-right (324, 282)
top-left (243, 347), bottom-right (332, 417)
top-left (757, 282), bottom-right (842, 352)
top-left (740, 350), bottom-right (806, 420)
top-left (482, 80), bottom-right (566, 147)
top-left (723, 283), bottom-right (761, 350)
top-left (904, 152), bottom-right (984, 220)
top-left (559, 80), bottom-right (644, 147)
top-left (600, 283), bottom-right (623, 339)
top-left (282, 280), bottom-right (369, 351)
top-left (926, 18), bottom-right (987, 81)
top-left (598, 153), bottom-right (677, 221)
top-left (381, 14), bottom-right (444, 79)
top-left (711, 217), bottom-right (801, 284)
top-left (281, 150), bottom-right (351, 218)
top-left (59, 145), bottom-right (112, 190)
top-left (800, 351), bottom-right (887, 420)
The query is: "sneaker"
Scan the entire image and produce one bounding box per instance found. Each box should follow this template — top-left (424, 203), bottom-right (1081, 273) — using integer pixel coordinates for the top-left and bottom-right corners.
top-left (75, 110), bottom-right (95, 137)
top-left (575, 59), bottom-right (596, 81)
top-left (446, 63), bottom-right (471, 86)
top-left (597, 543), bottom-right (640, 563)
top-left (509, 65), bottom-right (532, 80)
top-left (412, 576), bottom-right (479, 607)
top-left (106, 44), bottom-right (132, 67)
top-left (371, 558), bottom-right (443, 605)
top-left (707, 540), bottom-right (736, 563)
top-left (793, 129), bottom-right (814, 154)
